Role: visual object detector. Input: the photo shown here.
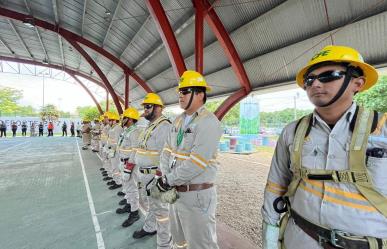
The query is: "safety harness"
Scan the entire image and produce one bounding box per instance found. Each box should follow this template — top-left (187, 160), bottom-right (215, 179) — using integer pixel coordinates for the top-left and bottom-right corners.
top-left (277, 106), bottom-right (387, 249)
top-left (138, 115), bottom-right (171, 149)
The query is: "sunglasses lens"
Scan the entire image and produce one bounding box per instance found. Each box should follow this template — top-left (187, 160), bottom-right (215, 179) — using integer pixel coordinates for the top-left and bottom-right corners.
top-left (304, 71), bottom-right (346, 87)
top-left (179, 89), bottom-right (192, 95)
top-left (144, 104), bottom-right (153, 110)
top-left (318, 71), bottom-right (345, 83)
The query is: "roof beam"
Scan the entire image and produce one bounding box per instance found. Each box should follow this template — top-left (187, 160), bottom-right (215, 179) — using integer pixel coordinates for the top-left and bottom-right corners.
top-left (71, 75), bottom-right (103, 114)
top-left (51, 0), bottom-right (65, 65)
top-left (23, 0), bottom-right (49, 62)
top-left (0, 36), bottom-right (14, 54)
top-left (67, 39), bottom-right (123, 114)
top-left (81, 0), bottom-right (88, 36)
top-left (105, 15), bottom-right (152, 77)
top-left (146, 0), bottom-right (186, 79)
top-left (102, 0), bottom-right (122, 47)
top-left (0, 6), bottom-right (152, 93)
top-left (7, 19), bottom-right (33, 58)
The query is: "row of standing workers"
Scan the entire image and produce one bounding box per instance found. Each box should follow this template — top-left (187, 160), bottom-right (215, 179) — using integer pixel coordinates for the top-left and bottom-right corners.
top-left (80, 45), bottom-right (387, 249)
top-left (81, 70), bottom-right (222, 249)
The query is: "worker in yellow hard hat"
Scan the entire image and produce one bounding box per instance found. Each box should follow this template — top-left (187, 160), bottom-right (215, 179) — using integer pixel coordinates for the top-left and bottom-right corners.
top-left (105, 111), bottom-right (124, 190)
top-left (115, 107), bottom-right (143, 228)
top-left (90, 117), bottom-right (101, 152)
top-left (262, 45), bottom-right (386, 249)
top-left (81, 118), bottom-right (92, 150)
top-left (132, 92), bottom-right (172, 245)
top-left (155, 70), bottom-right (222, 249)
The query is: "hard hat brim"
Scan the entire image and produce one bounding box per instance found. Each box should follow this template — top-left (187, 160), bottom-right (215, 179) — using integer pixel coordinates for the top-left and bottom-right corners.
top-left (296, 60), bottom-right (378, 92)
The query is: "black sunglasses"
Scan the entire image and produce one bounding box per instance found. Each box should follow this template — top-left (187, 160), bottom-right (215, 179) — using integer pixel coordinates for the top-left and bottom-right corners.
top-left (143, 104), bottom-right (154, 110)
top-left (179, 88), bottom-right (194, 96)
top-left (304, 70), bottom-right (346, 88)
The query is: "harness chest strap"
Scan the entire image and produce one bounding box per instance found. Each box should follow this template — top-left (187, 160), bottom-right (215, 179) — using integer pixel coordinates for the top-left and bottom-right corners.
top-left (139, 116), bottom-right (170, 148)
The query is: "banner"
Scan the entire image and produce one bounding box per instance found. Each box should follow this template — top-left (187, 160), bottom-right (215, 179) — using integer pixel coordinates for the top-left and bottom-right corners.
top-left (0, 117), bottom-right (81, 134)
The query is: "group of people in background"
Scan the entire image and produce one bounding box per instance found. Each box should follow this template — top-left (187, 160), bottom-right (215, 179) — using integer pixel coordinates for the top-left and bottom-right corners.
top-left (0, 120), bottom-right (83, 138)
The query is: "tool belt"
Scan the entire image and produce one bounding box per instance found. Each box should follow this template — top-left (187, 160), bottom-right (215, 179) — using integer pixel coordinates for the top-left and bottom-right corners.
top-left (290, 209), bottom-right (385, 249)
top-left (140, 167), bottom-right (161, 176)
top-left (176, 183), bottom-right (214, 192)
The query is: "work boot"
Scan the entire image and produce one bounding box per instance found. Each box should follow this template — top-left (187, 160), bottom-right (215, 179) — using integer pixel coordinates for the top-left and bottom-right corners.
top-left (102, 173), bottom-right (108, 177)
top-left (123, 210), bottom-right (140, 228)
top-left (116, 203), bottom-right (131, 214)
top-left (132, 227), bottom-right (156, 238)
top-left (118, 199), bottom-right (127, 205)
top-left (92, 150), bottom-right (99, 152)
top-left (103, 177), bottom-right (112, 181)
top-left (117, 191), bottom-right (125, 196)
top-left (99, 167), bottom-right (105, 171)
top-left (109, 184), bottom-right (122, 190)
top-left (107, 181), bottom-right (116, 185)
top-left (101, 170), bottom-right (107, 174)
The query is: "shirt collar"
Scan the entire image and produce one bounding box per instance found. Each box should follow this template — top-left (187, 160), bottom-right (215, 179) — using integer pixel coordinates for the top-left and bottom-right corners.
top-left (311, 102), bottom-right (357, 127)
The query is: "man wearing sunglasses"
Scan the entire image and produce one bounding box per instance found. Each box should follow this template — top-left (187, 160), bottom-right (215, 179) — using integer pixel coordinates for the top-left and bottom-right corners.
top-left (262, 45), bottom-right (387, 249)
top-left (154, 70), bottom-right (222, 249)
top-left (132, 93), bottom-right (172, 249)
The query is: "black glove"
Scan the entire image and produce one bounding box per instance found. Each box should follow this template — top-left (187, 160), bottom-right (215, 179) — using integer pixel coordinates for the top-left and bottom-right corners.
top-left (156, 176), bottom-right (172, 192)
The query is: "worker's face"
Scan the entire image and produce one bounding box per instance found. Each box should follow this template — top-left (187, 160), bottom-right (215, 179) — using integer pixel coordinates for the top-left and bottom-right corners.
top-left (304, 65), bottom-right (364, 107)
top-left (178, 88), bottom-right (204, 111)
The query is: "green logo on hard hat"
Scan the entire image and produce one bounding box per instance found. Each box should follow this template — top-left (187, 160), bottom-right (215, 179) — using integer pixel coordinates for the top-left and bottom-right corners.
top-left (311, 49), bottom-right (331, 61)
top-left (179, 77), bottom-right (184, 83)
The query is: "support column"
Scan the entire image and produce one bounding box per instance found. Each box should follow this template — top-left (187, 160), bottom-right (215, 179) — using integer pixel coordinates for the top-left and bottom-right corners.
top-left (125, 72), bottom-right (129, 109)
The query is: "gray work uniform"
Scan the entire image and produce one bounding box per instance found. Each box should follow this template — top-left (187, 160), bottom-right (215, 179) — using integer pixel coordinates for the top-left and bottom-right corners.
top-left (81, 123), bottom-right (91, 147)
top-left (100, 123), bottom-right (110, 166)
top-left (91, 123), bottom-right (101, 151)
top-left (134, 116), bottom-right (171, 249)
top-left (118, 125), bottom-right (143, 212)
top-left (160, 106), bottom-right (222, 249)
top-left (262, 103), bottom-right (387, 249)
top-left (107, 123), bottom-right (123, 184)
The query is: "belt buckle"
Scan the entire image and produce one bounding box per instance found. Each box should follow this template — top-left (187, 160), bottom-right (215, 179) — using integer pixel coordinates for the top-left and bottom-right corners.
top-left (330, 229), bottom-right (344, 248)
top-left (186, 185), bottom-right (190, 192)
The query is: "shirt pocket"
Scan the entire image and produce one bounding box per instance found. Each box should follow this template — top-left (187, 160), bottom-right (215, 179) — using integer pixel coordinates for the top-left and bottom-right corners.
top-left (367, 157), bottom-right (387, 196)
top-left (183, 132), bottom-right (195, 151)
top-left (301, 140), bottom-right (326, 169)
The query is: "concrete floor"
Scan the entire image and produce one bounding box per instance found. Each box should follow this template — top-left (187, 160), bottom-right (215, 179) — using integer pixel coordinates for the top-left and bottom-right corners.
top-left (0, 137), bottom-right (256, 249)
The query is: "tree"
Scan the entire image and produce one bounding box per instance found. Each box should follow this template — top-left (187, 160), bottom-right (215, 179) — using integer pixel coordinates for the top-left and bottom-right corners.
top-left (354, 76), bottom-right (387, 112)
top-left (76, 106), bottom-right (100, 121)
top-left (0, 87), bottom-right (23, 115)
top-left (40, 104), bottom-right (60, 121)
top-left (205, 99), bottom-right (240, 126)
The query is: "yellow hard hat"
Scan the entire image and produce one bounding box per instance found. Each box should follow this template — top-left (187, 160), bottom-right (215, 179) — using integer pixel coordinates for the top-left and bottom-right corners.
top-left (177, 70), bottom-right (211, 92)
top-left (296, 45), bottom-right (378, 91)
top-left (103, 111), bottom-right (109, 118)
top-left (83, 118), bottom-right (90, 123)
top-left (123, 107), bottom-right (140, 120)
top-left (142, 93), bottom-right (164, 106)
top-left (108, 112), bottom-right (120, 121)
top-left (99, 115), bottom-right (104, 122)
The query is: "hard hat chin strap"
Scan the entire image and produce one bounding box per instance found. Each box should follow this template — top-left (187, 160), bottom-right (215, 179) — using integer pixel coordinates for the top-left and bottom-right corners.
top-left (317, 67), bottom-right (354, 108)
top-left (184, 91), bottom-right (195, 110)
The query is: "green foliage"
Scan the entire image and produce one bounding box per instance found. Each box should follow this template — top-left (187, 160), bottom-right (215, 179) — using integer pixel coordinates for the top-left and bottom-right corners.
top-left (0, 87), bottom-right (23, 114)
top-left (354, 76), bottom-right (387, 112)
top-left (260, 108), bottom-right (313, 127)
top-left (99, 100), bottom-right (117, 113)
top-left (205, 99), bottom-right (240, 126)
top-left (40, 104), bottom-right (60, 121)
top-left (76, 106), bottom-right (100, 121)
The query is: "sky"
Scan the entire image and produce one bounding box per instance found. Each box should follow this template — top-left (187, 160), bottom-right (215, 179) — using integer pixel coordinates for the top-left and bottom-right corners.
top-left (2, 66), bottom-right (386, 115)
top-left (0, 72), bottom-right (105, 113)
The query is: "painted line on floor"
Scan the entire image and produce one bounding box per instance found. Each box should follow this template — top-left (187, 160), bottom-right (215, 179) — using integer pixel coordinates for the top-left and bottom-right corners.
top-left (1, 141), bottom-right (29, 153)
top-left (76, 140), bottom-right (106, 249)
top-left (219, 154), bottom-right (270, 167)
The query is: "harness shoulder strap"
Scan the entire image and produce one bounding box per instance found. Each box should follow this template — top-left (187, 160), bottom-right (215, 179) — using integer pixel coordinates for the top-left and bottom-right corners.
top-left (140, 116), bottom-right (170, 148)
top-left (350, 107), bottom-right (387, 217)
top-left (285, 114), bottom-right (313, 198)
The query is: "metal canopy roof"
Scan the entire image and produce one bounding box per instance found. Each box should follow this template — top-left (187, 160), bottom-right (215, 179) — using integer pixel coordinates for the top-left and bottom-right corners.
top-left (0, 0), bottom-right (386, 114)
